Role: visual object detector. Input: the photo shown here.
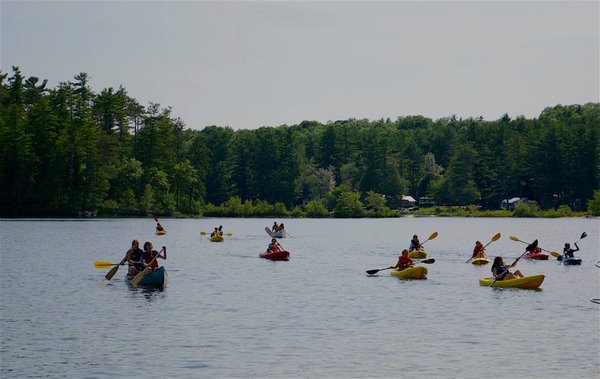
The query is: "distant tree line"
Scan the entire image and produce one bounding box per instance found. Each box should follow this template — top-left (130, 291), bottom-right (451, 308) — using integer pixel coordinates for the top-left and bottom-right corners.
top-left (1, 67), bottom-right (598, 217)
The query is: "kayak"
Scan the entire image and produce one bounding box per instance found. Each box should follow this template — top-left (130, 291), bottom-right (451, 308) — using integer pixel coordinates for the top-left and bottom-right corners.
top-left (155, 230), bottom-right (166, 235)
top-left (259, 250), bottom-right (290, 261)
top-left (210, 235), bottom-right (224, 242)
top-left (523, 252), bottom-right (549, 260)
top-left (271, 230), bottom-right (287, 238)
top-left (559, 256), bottom-right (582, 265)
top-left (390, 266), bottom-right (427, 280)
top-left (126, 267), bottom-right (167, 288)
top-left (479, 274), bottom-right (545, 289)
top-left (471, 257), bottom-right (491, 265)
top-left (408, 250), bottom-right (427, 259)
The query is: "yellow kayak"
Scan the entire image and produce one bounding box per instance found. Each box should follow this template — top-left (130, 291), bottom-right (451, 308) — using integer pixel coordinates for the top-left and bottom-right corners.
top-left (155, 230), bottom-right (166, 235)
top-left (408, 250), bottom-right (427, 259)
top-left (471, 257), bottom-right (491, 265)
top-left (210, 234), bottom-right (224, 242)
top-left (390, 266), bottom-right (428, 280)
top-left (479, 274), bottom-right (545, 289)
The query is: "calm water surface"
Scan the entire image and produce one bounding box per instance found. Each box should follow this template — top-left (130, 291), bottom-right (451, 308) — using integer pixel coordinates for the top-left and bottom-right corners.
top-left (1, 217), bottom-right (599, 378)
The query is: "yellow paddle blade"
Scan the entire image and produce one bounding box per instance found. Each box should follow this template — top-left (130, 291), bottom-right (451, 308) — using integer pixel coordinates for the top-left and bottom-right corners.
top-left (94, 260), bottom-right (116, 269)
top-left (551, 252), bottom-right (561, 258)
top-left (225, 232), bottom-right (232, 236)
top-left (427, 232), bottom-right (438, 240)
top-left (491, 233), bottom-right (501, 241)
top-left (130, 271), bottom-right (145, 287)
top-left (509, 236), bottom-right (520, 241)
top-left (200, 231), bottom-right (207, 235)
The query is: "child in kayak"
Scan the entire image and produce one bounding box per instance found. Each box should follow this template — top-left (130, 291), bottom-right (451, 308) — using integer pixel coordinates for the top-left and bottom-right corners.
top-left (563, 242), bottom-right (579, 258)
top-left (491, 256), bottom-right (524, 281)
top-left (393, 249), bottom-right (414, 271)
top-left (409, 235), bottom-right (422, 252)
top-left (472, 241), bottom-right (486, 259)
top-left (266, 238), bottom-right (282, 253)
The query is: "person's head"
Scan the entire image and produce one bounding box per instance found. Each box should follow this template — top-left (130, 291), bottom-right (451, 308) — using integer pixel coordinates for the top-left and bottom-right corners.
top-left (401, 249), bottom-right (409, 257)
top-left (564, 243), bottom-right (570, 248)
top-left (492, 256), bottom-right (503, 267)
top-left (132, 239), bottom-right (139, 248)
top-left (219, 225), bottom-right (222, 230)
top-left (412, 235), bottom-right (418, 240)
top-left (476, 241), bottom-right (482, 246)
top-left (280, 223), bottom-right (284, 228)
top-left (271, 238), bottom-right (277, 243)
top-left (143, 241), bottom-right (153, 251)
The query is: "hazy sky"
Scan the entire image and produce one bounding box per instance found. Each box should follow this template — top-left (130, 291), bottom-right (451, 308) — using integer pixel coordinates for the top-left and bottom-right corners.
top-left (2, 1), bottom-right (598, 129)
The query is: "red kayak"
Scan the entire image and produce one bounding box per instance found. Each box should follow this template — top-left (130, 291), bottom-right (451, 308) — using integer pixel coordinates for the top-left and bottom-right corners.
top-left (259, 250), bottom-right (290, 261)
top-left (523, 252), bottom-right (549, 260)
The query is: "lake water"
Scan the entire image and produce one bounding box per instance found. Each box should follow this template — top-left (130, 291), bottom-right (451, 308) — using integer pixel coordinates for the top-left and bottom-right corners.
top-left (1, 217), bottom-right (598, 378)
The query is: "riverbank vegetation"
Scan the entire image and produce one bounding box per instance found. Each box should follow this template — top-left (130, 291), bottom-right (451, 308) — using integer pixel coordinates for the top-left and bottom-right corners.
top-left (1, 68), bottom-right (598, 217)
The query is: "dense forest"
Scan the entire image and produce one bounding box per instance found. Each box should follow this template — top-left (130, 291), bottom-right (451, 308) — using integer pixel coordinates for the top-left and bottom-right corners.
top-left (1, 67), bottom-right (599, 217)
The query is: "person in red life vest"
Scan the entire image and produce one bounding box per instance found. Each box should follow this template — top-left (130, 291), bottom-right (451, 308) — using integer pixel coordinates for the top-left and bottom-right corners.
top-left (142, 241), bottom-right (167, 272)
top-left (472, 241), bottom-right (486, 259)
top-left (266, 238), bottom-right (282, 253)
top-left (392, 249), bottom-right (414, 271)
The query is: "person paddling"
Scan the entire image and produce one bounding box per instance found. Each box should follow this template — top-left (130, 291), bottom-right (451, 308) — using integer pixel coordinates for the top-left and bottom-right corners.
top-left (126, 239), bottom-right (144, 276)
top-left (409, 235), bottom-right (422, 252)
top-left (266, 238), bottom-right (282, 253)
top-left (142, 241), bottom-right (167, 272)
top-left (491, 256), bottom-right (524, 281)
top-left (562, 242), bottom-right (579, 258)
top-left (392, 249), bottom-right (414, 271)
top-left (472, 241), bottom-right (486, 259)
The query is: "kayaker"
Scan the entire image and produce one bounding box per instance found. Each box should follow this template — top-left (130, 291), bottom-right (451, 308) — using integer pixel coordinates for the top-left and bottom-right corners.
top-left (393, 249), bottom-right (414, 271)
top-left (272, 222), bottom-right (280, 232)
top-left (126, 239), bottom-right (144, 276)
top-left (409, 235), bottom-right (422, 252)
top-left (142, 241), bottom-right (167, 272)
top-left (472, 241), bottom-right (486, 259)
top-left (156, 222), bottom-right (165, 233)
top-left (491, 256), bottom-right (524, 281)
top-left (210, 227), bottom-right (219, 237)
top-left (266, 238), bottom-right (282, 253)
top-left (563, 242), bottom-right (579, 258)
top-left (218, 225), bottom-right (224, 236)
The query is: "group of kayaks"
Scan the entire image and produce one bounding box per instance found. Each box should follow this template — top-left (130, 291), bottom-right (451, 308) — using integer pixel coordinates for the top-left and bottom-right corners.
top-left (381, 232), bottom-right (590, 291)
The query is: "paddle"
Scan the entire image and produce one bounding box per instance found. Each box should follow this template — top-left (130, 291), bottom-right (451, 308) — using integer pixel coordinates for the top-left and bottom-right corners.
top-left (94, 260), bottom-right (120, 269)
top-left (130, 247), bottom-right (165, 288)
top-left (509, 236), bottom-right (558, 257)
top-left (200, 231), bottom-right (232, 236)
top-left (466, 233), bottom-right (501, 263)
top-left (105, 255), bottom-right (127, 280)
top-left (490, 239), bottom-right (537, 287)
top-left (421, 232), bottom-right (438, 246)
top-left (366, 258), bottom-right (435, 275)
top-left (574, 232), bottom-right (587, 244)
top-left (265, 226), bottom-right (273, 237)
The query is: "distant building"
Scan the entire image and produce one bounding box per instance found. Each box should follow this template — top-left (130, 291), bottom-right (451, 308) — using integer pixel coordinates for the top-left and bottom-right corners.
top-left (419, 197), bottom-right (435, 207)
top-left (400, 195), bottom-right (417, 208)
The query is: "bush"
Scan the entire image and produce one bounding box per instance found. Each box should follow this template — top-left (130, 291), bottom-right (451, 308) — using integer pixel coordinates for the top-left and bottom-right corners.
top-left (587, 190), bottom-right (600, 216)
top-left (512, 201), bottom-right (540, 217)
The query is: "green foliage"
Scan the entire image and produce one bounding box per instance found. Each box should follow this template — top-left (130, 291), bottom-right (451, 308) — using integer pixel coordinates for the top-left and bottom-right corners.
top-left (0, 67), bottom-right (597, 218)
top-left (512, 201), bottom-right (541, 217)
top-left (334, 191), bottom-right (364, 218)
top-left (304, 199), bottom-right (330, 218)
top-left (587, 190), bottom-right (600, 216)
